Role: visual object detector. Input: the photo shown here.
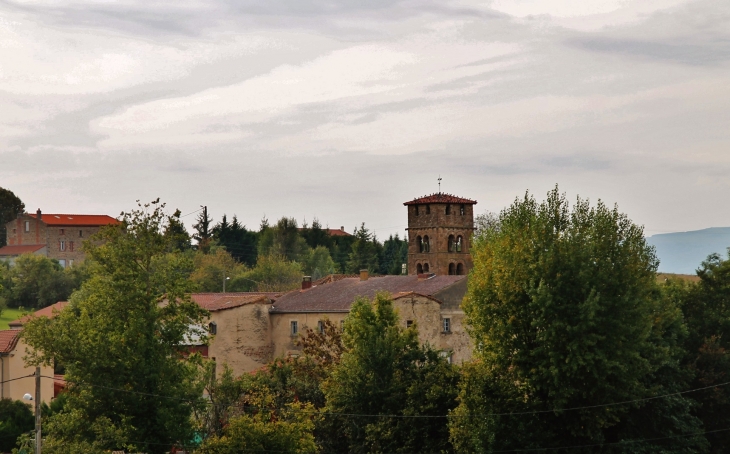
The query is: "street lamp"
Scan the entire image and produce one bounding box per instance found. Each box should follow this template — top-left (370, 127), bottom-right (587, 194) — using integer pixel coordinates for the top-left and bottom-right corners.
top-left (222, 276), bottom-right (230, 293)
top-left (22, 367), bottom-right (41, 454)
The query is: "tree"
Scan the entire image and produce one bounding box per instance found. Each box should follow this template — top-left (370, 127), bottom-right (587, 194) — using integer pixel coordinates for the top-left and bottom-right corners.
top-left (321, 293), bottom-right (459, 454)
top-left (233, 254), bottom-right (302, 292)
top-left (6, 254), bottom-right (77, 309)
top-left (258, 217), bottom-right (308, 262)
top-left (193, 206), bottom-right (213, 254)
top-left (0, 187), bottom-right (24, 248)
top-left (212, 214), bottom-right (258, 266)
top-left (0, 399), bottom-right (34, 452)
top-left (346, 223), bottom-right (379, 274)
top-left (453, 187), bottom-right (704, 452)
top-left (164, 208), bottom-right (192, 252)
top-left (302, 245), bottom-right (336, 280)
top-left (190, 247), bottom-right (246, 292)
top-left (21, 199), bottom-right (209, 454)
top-left (380, 234), bottom-right (407, 275)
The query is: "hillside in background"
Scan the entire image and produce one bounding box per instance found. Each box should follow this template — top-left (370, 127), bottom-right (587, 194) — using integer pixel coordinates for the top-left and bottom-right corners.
top-left (647, 227), bottom-right (730, 275)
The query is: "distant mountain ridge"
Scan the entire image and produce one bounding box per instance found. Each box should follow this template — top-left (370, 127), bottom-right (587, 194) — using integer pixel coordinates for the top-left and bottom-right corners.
top-left (646, 227), bottom-right (730, 275)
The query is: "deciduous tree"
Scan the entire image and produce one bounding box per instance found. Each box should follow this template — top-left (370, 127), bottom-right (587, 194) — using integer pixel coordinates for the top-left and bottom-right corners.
top-left (0, 187), bottom-right (24, 248)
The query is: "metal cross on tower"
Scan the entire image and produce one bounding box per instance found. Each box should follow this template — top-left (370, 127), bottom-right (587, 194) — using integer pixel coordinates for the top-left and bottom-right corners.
top-left (438, 176), bottom-right (442, 193)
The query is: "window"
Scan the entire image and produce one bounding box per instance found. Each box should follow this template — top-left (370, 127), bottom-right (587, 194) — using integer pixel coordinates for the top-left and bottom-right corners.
top-left (209, 322), bottom-right (217, 335)
top-left (79, 230), bottom-right (83, 237)
top-left (24, 221), bottom-right (29, 232)
top-left (69, 260), bottom-right (74, 267)
top-left (456, 263), bottom-right (465, 275)
top-left (423, 235), bottom-right (430, 253)
top-left (423, 263), bottom-right (430, 273)
top-left (445, 205), bottom-right (451, 215)
top-left (448, 235), bottom-right (455, 252)
top-left (460, 204), bottom-right (466, 216)
top-left (448, 263), bottom-right (455, 275)
top-left (443, 318), bottom-right (451, 333)
top-left (417, 263), bottom-right (423, 274)
top-left (59, 228), bottom-right (65, 235)
top-left (60, 240), bottom-right (66, 251)
top-left (417, 236), bottom-right (424, 253)
top-left (12, 228), bottom-right (16, 234)
top-left (425, 205), bottom-right (431, 214)
top-left (415, 205), bottom-right (419, 216)
top-left (317, 320), bottom-right (324, 333)
top-left (440, 351), bottom-right (453, 364)
top-left (456, 236), bottom-right (463, 252)
top-left (69, 241), bottom-right (74, 252)
top-left (58, 259), bottom-right (66, 268)
top-left (290, 320), bottom-right (299, 336)
top-left (340, 320), bottom-right (345, 330)
top-left (406, 320), bottom-right (414, 328)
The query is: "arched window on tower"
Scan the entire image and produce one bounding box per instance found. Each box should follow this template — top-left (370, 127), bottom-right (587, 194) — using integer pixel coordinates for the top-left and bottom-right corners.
top-left (425, 205), bottom-right (431, 214)
top-left (415, 205), bottom-right (419, 216)
top-left (448, 235), bottom-right (455, 252)
top-left (423, 263), bottom-right (430, 272)
top-left (417, 236), bottom-right (424, 253)
top-left (456, 235), bottom-right (463, 252)
top-left (445, 204), bottom-right (451, 215)
top-left (423, 235), bottom-right (430, 252)
top-left (460, 204), bottom-right (466, 215)
top-left (417, 263), bottom-right (423, 274)
top-left (456, 263), bottom-right (464, 275)
top-left (448, 263), bottom-right (455, 275)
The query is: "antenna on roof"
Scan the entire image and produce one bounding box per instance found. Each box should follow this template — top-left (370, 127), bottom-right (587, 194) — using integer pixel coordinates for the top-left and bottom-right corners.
top-left (438, 176), bottom-right (442, 194)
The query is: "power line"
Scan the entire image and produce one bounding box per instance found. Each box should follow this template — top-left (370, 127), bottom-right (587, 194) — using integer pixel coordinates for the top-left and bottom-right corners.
top-left (0, 374), bottom-right (35, 384)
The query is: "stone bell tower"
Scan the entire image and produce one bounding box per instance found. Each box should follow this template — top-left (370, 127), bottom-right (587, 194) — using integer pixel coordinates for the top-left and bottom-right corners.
top-left (404, 193), bottom-right (477, 276)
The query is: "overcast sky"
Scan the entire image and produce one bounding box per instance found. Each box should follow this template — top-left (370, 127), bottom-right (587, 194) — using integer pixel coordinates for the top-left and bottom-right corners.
top-left (1, 0), bottom-right (729, 239)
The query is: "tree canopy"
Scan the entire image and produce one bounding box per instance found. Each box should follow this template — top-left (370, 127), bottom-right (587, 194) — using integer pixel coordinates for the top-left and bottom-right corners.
top-left (0, 187), bottom-right (24, 248)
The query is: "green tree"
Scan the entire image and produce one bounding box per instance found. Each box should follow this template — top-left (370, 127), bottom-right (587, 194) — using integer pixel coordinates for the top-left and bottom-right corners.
top-left (212, 214), bottom-right (258, 266)
top-left (190, 247), bottom-right (247, 292)
top-left (380, 234), bottom-right (407, 275)
top-left (300, 218), bottom-right (333, 250)
top-left (6, 254), bottom-right (77, 309)
top-left (675, 252), bottom-right (730, 453)
top-left (233, 254), bottom-right (301, 292)
top-left (346, 223), bottom-right (380, 274)
top-left (0, 399), bottom-right (34, 452)
top-left (193, 206), bottom-right (213, 254)
top-left (21, 199), bottom-right (209, 454)
top-left (258, 217), bottom-right (308, 262)
top-left (164, 208), bottom-right (192, 252)
top-left (302, 246), bottom-right (336, 280)
top-left (0, 187), bottom-right (25, 248)
top-left (453, 187), bottom-right (704, 452)
top-left (321, 293), bottom-right (458, 454)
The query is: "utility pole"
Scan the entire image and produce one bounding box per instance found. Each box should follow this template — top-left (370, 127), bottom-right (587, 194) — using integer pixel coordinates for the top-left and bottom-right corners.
top-left (35, 366), bottom-right (41, 454)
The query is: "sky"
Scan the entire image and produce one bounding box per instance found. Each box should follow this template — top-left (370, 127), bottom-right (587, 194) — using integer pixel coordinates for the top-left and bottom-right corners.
top-left (1, 0), bottom-right (729, 240)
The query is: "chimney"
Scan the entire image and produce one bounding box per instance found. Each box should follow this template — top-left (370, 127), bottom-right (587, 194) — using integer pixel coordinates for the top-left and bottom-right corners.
top-left (340, 226), bottom-right (344, 232)
top-left (360, 269), bottom-right (369, 281)
top-left (36, 208), bottom-right (42, 221)
top-left (302, 276), bottom-right (312, 290)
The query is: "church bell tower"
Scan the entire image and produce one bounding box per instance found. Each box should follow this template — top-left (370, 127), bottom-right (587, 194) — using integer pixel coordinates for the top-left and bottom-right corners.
top-left (404, 192), bottom-right (477, 276)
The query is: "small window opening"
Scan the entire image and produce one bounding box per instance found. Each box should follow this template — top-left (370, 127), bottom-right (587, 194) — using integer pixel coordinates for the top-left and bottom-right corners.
top-left (291, 320), bottom-right (299, 336)
top-left (69, 241), bottom-right (74, 252)
top-left (415, 205), bottom-right (419, 216)
top-left (456, 263), bottom-right (465, 275)
top-left (448, 263), bottom-right (455, 275)
top-left (24, 221), bottom-right (30, 232)
top-left (406, 320), bottom-right (413, 328)
top-left (425, 205), bottom-right (431, 214)
top-left (59, 228), bottom-right (65, 235)
top-left (423, 235), bottom-right (430, 253)
top-left (317, 320), bottom-right (324, 333)
top-left (58, 259), bottom-right (66, 268)
top-left (456, 236), bottom-right (463, 252)
top-left (440, 351), bottom-right (453, 364)
top-left (417, 236), bottom-right (424, 253)
top-left (69, 259), bottom-right (74, 267)
top-left (448, 235), bottom-right (455, 252)
top-left (443, 318), bottom-right (451, 333)
top-left (209, 322), bottom-right (217, 335)
top-left (60, 240), bottom-right (66, 251)
top-left (417, 263), bottom-right (424, 274)
top-left (79, 230), bottom-right (83, 237)
top-left (460, 204), bottom-right (466, 216)
top-left (445, 205), bottom-right (451, 215)
top-left (340, 320), bottom-right (345, 330)
top-left (423, 263), bottom-right (430, 273)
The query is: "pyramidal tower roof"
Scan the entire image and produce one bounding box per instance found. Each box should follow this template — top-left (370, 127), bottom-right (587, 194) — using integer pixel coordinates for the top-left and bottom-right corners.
top-left (403, 193), bottom-right (477, 206)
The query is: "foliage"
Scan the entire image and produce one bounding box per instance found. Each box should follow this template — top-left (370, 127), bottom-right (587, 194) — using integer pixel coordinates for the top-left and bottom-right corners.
top-left (234, 254), bottom-right (302, 292)
top-left (302, 246), bottom-right (336, 280)
top-left (164, 208), bottom-right (192, 252)
top-left (0, 187), bottom-right (25, 248)
top-left (379, 234), bottom-right (408, 275)
top-left (454, 187), bottom-right (705, 452)
top-left (258, 217), bottom-right (309, 262)
top-left (674, 252), bottom-right (730, 453)
top-left (321, 293), bottom-right (459, 454)
top-left (297, 318), bottom-right (344, 368)
top-left (212, 214), bottom-right (258, 266)
top-left (193, 206), bottom-right (213, 254)
top-left (190, 247), bottom-right (247, 292)
top-left (3, 254), bottom-right (78, 309)
top-left (21, 199), bottom-right (209, 454)
top-left (0, 399), bottom-right (34, 452)
top-left (346, 223), bottom-right (380, 274)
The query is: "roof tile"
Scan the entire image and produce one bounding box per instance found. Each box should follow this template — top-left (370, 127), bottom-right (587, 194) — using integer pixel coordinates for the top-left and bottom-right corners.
top-left (0, 244), bottom-right (46, 256)
top-left (28, 213), bottom-right (120, 226)
top-left (9, 301), bottom-right (68, 328)
top-left (191, 293), bottom-right (280, 312)
top-left (403, 193), bottom-right (477, 206)
top-left (0, 330), bottom-right (20, 354)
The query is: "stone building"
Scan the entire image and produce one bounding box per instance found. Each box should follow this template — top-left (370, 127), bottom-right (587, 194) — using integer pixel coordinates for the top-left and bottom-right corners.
top-left (1, 210), bottom-right (119, 267)
top-left (404, 193), bottom-right (477, 276)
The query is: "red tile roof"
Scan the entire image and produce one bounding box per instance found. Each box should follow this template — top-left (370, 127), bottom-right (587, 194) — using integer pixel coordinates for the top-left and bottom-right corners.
top-left (9, 301), bottom-right (69, 328)
top-left (0, 330), bottom-right (21, 354)
top-left (191, 293), bottom-right (279, 312)
top-left (326, 228), bottom-right (351, 237)
top-left (0, 244), bottom-right (46, 256)
top-left (28, 213), bottom-right (119, 226)
top-left (403, 193), bottom-right (477, 206)
top-left (270, 275), bottom-right (466, 313)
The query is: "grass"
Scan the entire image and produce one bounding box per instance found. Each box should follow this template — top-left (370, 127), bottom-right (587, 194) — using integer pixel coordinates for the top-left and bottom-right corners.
top-left (0, 307), bottom-right (28, 330)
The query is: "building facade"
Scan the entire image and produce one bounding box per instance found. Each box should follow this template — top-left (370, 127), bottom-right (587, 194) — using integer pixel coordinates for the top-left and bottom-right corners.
top-left (404, 193), bottom-right (477, 276)
top-left (2, 210), bottom-right (119, 267)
